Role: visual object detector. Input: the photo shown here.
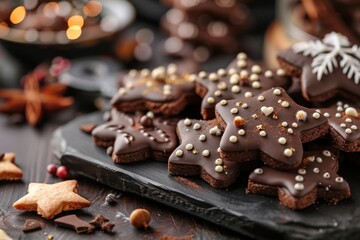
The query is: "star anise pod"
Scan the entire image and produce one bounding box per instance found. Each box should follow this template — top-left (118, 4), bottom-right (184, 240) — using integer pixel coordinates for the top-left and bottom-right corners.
top-left (0, 73), bottom-right (73, 126)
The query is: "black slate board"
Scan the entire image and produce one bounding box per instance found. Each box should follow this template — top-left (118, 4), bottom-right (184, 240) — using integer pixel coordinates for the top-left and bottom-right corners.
top-left (52, 112), bottom-right (360, 240)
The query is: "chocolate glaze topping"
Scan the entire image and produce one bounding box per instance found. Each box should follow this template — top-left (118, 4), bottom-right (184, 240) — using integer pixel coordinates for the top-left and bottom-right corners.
top-left (196, 53), bottom-right (289, 118)
top-left (215, 87), bottom-right (329, 169)
top-left (92, 109), bottom-right (178, 157)
top-left (249, 150), bottom-right (349, 198)
top-left (169, 119), bottom-right (242, 184)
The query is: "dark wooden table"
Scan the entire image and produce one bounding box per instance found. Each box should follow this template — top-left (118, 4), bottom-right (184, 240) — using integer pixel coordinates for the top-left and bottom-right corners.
top-left (0, 110), bottom-right (246, 240)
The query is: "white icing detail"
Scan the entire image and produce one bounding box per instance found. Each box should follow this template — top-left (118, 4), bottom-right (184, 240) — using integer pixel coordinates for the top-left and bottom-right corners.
top-left (209, 126), bottom-right (222, 136)
top-left (316, 157), bottom-right (323, 163)
top-left (254, 168), bottom-right (263, 174)
top-left (244, 92), bottom-right (253, 98)
top-left (281, 121), bottom-right (288, 127)
top-left (351, 125), bottom-right (358, 130)
top-left (281, 101), bottom-right (290, 108)
top-left (293, 32), bottom-right (360, 84)
top-left (322, 150), bottom-right (331, 157)
top-left (323, 172), bottom-right (330, 179)
top-left (273, 88), bottom-right (281, 95)
top-left (324, 112), bottom-right (330, 118)
top-left (207, 97), bottom-right (215, 104)
top-left (261, 106), bottom-right (274, 116)
top-left (335, 177), bottom-right (344, 183)
top-left (284, 148), bottom-right (293, 157)
top-left (340, 123), bottom-right (346, 128)
top-left (230, 108), bottom-right (238, 114)
top-left (335, 113), bottom-right (341, 118)
top-left (215, 158), bottom-right (223, 165)
top-left (313, 168), bottom-right (320, 173)
top-left (345, 128), bottom-right (352, 134)
top-left (259, 131), bottom-right (267, 137)
top-left (345, 118), bottom-right (352, 123)
top-left (287, 128), bottom-right (294, 134)
top-left (220, 100), bottom-right (228, 106)
top-left (193, 123), bottom-right (201, 130)
top-left (292, 123), bottom-right (298, 128)
top-left (345, 107), bottom-right (358, 117)
top-left (258, 96), bottom-right (265, 101)
top-left (298, 168), bottom-right (306, 175)
top-left (312, 112), bottom-right (321, 119)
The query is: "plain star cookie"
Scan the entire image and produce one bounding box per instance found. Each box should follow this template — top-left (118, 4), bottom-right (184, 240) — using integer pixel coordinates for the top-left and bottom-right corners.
top-left (0, 153), bottom-right (23, 181)
top-left (13, 180), bottom-right (90, 219)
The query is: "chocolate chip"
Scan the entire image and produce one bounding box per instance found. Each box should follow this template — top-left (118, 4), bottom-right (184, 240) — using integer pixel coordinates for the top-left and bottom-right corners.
top-left (55, 214), bottom-right (95, 234)
top-left (105, 193), bottom-right (118, 205)
top-left (89, 214), bottom-right (109, 228)
top-left (23, 219), bottom-right (42, 233)
top-left (101, 222), bottom-right (115, 233)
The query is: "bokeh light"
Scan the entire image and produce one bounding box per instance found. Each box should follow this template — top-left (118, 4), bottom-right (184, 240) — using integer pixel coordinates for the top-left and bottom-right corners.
top-left (10, 6), bottom-right (26, 24)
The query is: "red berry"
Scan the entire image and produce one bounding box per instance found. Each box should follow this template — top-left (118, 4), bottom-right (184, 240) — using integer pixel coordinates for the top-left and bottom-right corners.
top-left (56, 166), bottom-right (69, 179)
top-left (47, 164), bottom-right (58, 175)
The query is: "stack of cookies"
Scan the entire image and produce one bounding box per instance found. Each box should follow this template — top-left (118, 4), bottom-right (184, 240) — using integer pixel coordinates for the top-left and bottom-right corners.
top-left (90, 31), bottom-right (359, 210)
top-left (161, 0), bottom-right (252, 62)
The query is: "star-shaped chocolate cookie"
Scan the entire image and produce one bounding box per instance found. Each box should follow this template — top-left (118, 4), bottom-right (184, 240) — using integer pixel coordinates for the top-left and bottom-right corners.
top-left (247, 150), bottom-right (351, 209)
top-left (318, 100), bottom-right (360, 152)
top-left (215, 87), bottom-right (329, 170)
top-left (278, 32), bottom-right (360, 102)
top-left (13, 180), bottom-right (90, 219)
top-left (110, 65), bottom-right (198, 116)
top-left (92, 109), bottom-right (178, 163)
top-left (0, 153), bottom-right (23, 181)
top-left (169, 119), bottom-right (247, 188)
top-left (196, 53), bottom-right (290, 119)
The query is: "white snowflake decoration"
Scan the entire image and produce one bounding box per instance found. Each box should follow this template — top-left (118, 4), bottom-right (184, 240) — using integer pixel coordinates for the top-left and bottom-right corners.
top-left (293, 32), bottom-right (360, 84)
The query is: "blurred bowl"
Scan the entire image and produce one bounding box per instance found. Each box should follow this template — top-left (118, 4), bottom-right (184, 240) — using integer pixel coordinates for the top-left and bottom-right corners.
top-left (0, 0), bottom-right (135, 67)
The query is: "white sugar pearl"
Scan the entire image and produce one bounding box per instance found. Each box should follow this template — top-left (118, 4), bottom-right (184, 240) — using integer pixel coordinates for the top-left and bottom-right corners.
top-left (313, 168), bottom-right (320, 173)
top-left (312, 112), bottom-right (321, 119)
top-left (242, 103), bottom-right (248, 108)
top-left (228, 68), bottom-right (237, 75)
top-left (249, 74), bottom-right (259, 82)
top-left (278, 137), bottom-right (287, 144)
top-left (207, 97), bottom-right (215, 104)
top-left (199, 134), bottom-right (206, 141)
top-left (345, 118), bottom-right (352, 123)
top-left (323, 172), bottom-right (330, 179)
top-left (237, 52), bottom-right (247, 60)
top-left (287, 128), bottom-right (294, 134)
top-left (323, 112), bottom-right (330, 118)
top-left (215, 165), bottom-right (224, 173)
top-left (307, 156), bottom-right (315, 162)
top-left (257, 96), bottom-right (265, 101)
top-left (214, 90), bottom-right (222, 97)
top-left (295, 175), bottom-right (304, 182)
top-left (238, 129), bottom-right (246, 136)
top-left (202, 150), bottom-right (210, 157)
top-left (251, 65), bottom-right (262, 74)
top-left (252, 81), bottom-right (261, 89)
top-left (298, 168), bottom-right (306, 175)
top-left (259, 131), bottom-right (267, 137)
top-left (281, 122), bottom-right (288, 127)
top-left (322, 150), bottom-right (331, 157)
top-left (244, 92), bottom-right (253, 98)
top-left (337, 106), bottom-right (344, 112)
top-left (232, 85), bottom-right (241, 93)
top-left (185, 143), bottom-right (194, 150)
top-left (209, 73), bottom-right (218, 82)
top-left (220, 100), bottom-right (228, 106)
top-left (229, 135), bottom-right (238, 143)
top-left (340, 123), bottom-right (346, 128)
top-left (345, 128), bottom-right (352, 134)
top-left (184, 118), bottom-right (192, 126)
top-left (335, 113), bottom-right (341, 118)
top-left (276, 68), bottom-right (286, 76)
top-left (294, 183), bottom-right (304, 190)
top-left (193, 123), bottom-right (201, 130)
top-left (292, 123), bottom-right (298, 128)
top-left (215, 158), bottom-right (223, 165)
top-left (254, 168), bottom-right (263, 174)
top-left (198, 71), bottom-right (207, 78)
top-left (237, 59), bottom-right (247, 68)
top-left (264, 70), bottom-right (273, 78)
top-left (351, 125), bottom-right (358, 130)
top-left (176, 150), bottom-right (183, 157)
top-left (229, 74), bottom-right (239, 85)
top-left (217, 68), bottom-right (226, 76)
top-left (316, 157), bottom-right (322, 163)
top-left (231, 108), bottom-right (238, 114)
top-left (281, 101), bottom-right (289, 108)
top-left (284, 148), bottom-right (293, 157)
top-left (273, 88), bottom-right (281, 95)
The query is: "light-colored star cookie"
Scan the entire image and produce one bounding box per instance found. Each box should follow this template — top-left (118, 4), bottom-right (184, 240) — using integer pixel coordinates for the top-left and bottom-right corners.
top-left (13, 180), bottom-right (91, 219)
top-left (0, 153), bottom-right (23, 181)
